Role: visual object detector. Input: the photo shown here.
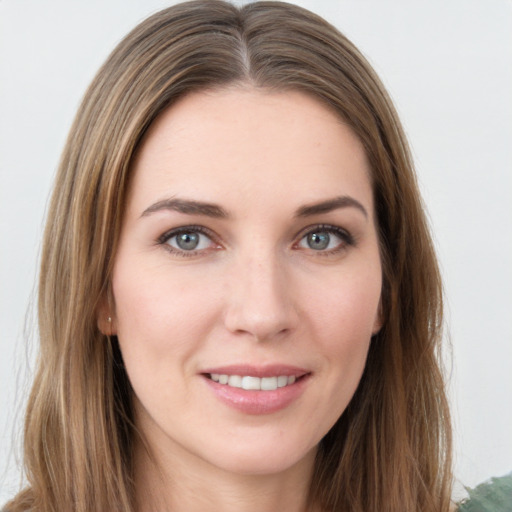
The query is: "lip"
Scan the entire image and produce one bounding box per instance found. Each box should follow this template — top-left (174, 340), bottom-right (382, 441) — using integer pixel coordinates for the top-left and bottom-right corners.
top-left (200, 364), bottom-right (311, 415)
top-left (201, 364), bottom-right (309, 378)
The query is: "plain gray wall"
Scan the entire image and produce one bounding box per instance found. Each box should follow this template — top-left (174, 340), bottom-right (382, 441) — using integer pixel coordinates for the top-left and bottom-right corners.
top-left (1, 0), bottom-right (511, 502)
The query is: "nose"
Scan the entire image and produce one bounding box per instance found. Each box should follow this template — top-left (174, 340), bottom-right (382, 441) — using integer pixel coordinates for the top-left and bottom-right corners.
top-left (223, 252), bottom-right (299, 342)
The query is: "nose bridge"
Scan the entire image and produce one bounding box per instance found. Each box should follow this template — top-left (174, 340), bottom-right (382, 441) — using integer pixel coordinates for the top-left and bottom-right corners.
top-left (224, 244), bottom-right (297, 341)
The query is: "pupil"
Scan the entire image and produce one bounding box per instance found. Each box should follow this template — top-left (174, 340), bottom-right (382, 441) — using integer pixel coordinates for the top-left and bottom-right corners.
top-left (177, 232), bottom-right (199, 250)
top-left (308, 232), bottom-right (330, 250)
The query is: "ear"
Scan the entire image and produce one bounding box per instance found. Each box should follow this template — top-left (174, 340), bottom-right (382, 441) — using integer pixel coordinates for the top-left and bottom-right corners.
top-left (371, 300), bottom-right (383, 336)
top-left (97, 292), bottom-right (117, 336)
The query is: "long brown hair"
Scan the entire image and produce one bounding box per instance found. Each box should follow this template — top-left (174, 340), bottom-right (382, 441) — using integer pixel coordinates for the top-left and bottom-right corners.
top-left (6, 1), bottom-right (452, 511)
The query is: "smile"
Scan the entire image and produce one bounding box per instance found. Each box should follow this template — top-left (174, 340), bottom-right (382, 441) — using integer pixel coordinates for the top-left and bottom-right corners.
top-left (208, 374), bottom-right (296, 391)
top-left (202, 366), bottom-right (310, 414)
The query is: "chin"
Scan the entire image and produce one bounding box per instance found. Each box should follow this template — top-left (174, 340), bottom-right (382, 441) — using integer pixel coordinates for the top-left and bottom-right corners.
top-left (198, 438), bottom-right (318, 477)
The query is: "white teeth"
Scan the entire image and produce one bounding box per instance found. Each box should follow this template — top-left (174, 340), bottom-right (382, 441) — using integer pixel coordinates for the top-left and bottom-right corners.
top-left (261, 377), bottom-right (277, 391)
top-left (209, 373), bottom-right (299, 390)
top-left (228, 375), bottom-right (243, 388)
top-left (242, 376), bottom-right (260, 390)
top-left (277, 375), bottom-right (288, 388)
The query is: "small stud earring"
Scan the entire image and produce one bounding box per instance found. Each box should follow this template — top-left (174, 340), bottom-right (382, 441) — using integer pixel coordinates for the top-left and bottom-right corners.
top-left (108, 317), bottom-right (112, 323)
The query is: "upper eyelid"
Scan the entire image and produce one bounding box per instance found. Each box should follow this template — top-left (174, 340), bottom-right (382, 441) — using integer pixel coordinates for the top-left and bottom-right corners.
top-left (294, 223), bottom-right (351, 240)
top-left (157, 225), bottom-right (218, 245)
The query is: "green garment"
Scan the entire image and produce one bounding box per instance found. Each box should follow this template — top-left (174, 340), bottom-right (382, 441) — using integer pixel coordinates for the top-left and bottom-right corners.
top-left (458, 472), bottom-right (512, 511)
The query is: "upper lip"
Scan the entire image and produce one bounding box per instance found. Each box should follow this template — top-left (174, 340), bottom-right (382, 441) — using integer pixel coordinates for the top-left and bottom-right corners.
top-left (201, 364), bottom-right (310, 378)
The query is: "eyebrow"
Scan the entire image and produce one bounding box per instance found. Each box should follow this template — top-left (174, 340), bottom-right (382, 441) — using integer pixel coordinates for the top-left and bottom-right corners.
top-left (141, 198), bottom-right (229, 218)
top-left (141, 195), bottom-right (368, 220)
top-left (295, 196), bottom-right (368, 219)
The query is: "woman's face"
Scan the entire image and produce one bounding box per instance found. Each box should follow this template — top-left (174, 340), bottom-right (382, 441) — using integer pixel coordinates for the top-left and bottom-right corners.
top-left (109, 87), bottom-right (382, 477)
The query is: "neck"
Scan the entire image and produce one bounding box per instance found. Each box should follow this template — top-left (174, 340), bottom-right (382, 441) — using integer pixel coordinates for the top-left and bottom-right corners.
top-left (133, 434), bottom-right (318, 512)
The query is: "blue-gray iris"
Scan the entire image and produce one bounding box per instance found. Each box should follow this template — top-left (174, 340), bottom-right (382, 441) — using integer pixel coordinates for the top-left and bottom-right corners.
top-left (308, 232), bottom-right (330, 250)
top-left (177, 232), bottom-right (200, 250)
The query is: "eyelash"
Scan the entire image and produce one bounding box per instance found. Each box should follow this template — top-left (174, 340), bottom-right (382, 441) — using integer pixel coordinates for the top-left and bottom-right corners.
top-left (294, 224), bottom-right (355, 256)
top-left (157, 225), bottom-right (221, 258)
top-left (157, 223), bottom-right (355, 257)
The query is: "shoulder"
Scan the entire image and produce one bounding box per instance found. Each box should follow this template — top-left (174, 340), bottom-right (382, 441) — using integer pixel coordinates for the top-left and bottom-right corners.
top-left (456, 472), bottom-right (512, 512)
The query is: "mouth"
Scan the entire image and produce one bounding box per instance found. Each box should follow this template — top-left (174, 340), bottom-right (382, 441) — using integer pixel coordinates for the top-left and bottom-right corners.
top-left (206, 373), bottom-right (302, 391)
top-left (201, 367), bottom-right (311, 414)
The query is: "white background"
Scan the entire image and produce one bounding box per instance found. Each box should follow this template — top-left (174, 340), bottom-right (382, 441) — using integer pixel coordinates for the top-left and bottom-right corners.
top-left (1, 0), bottom-right (511, 503)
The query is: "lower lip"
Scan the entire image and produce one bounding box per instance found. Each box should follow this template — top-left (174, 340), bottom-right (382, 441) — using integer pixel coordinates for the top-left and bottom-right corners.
top-left (203, 375), bottom-right (310, 415)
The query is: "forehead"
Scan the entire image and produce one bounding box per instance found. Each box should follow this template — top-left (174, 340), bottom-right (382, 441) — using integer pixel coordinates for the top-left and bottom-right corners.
top-left (128, 87), bottom-right (373, 218)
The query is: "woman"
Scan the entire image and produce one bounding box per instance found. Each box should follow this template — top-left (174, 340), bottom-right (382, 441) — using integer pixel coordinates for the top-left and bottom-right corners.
top-left (2, 1), bottom-right (460, 510)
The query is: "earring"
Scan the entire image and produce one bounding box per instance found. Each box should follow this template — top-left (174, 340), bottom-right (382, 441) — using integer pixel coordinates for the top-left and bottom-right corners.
top-left (108, 316), bottom-right (112, 323)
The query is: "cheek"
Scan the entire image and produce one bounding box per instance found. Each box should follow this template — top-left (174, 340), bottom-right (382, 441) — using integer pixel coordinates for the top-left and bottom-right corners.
top-left (110, 259), bottom-right (224, 421)
top-left (305, 263), bottom-right (381, 386)
top-left (310, 264), bottom-right (381, 338)
top-left (111, 257), bottom-right (220, 375)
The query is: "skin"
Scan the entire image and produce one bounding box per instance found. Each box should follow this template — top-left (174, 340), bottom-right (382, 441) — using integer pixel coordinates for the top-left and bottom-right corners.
top-left (104, 87), bottom-right (383, 512)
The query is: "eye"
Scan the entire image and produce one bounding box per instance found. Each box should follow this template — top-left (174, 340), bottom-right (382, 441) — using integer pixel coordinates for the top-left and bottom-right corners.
top-left (158, 226), bottom-right (218, 255)
top-left (296, 225), bottom-right (353, 253)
